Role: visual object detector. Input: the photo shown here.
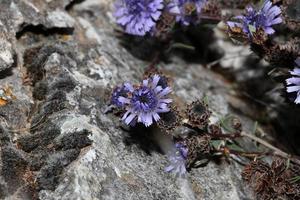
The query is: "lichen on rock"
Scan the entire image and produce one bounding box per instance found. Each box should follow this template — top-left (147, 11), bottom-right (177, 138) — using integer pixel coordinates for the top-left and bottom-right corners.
top-left (0, 0), bottom-right (261, 200)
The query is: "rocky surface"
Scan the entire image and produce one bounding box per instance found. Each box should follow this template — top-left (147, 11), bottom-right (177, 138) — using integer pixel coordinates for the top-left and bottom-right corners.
top-left (0, 0), bottom-right (256, 199)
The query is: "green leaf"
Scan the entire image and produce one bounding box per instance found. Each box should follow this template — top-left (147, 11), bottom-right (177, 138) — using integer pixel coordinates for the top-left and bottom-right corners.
top-left (169, 43), bottom-right (196, 51)
top-left (248, 25), bottom-right (256, 34)
top-left (290, 176), bottom-right (300, 183)
top-left (210, 140), bottom-right (223, 149)
top-left (202, 95), bottom-right (210, 106)
top-left (219, 115), bottom-right (236, 133)
top-left (286, 159), bottom-right (291, 170)
top-left (227, 143), bottom-right (244, 152)
top-left (252, 121), bottom-right (258, 135)
top-left (259, 0), bottom-right (265, 7)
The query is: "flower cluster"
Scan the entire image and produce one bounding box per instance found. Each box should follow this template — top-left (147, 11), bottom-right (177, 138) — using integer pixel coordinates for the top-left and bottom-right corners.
top-left (114, 0), bottom-right (164, 36)
top-left (111, 74), bottom-right (172, 127)
top-left (227, 0), bottom-right (282, 38)
top-left (286, 58), bottom-right (300, 104)
top-left (111, 72), bottom-right (287, 180)
top-left (242, 159), bottom-right (300, 199)
top-left (165, 142), bottom-right (188, 176)
top-left (167, 0), bottom-right (207, 26)
top-left (114, 0), bottom-right (207, 36)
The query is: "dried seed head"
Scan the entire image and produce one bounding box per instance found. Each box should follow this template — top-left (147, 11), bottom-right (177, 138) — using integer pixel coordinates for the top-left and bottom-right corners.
top-left (242, 158), bottom-right (300, 199)
top-left (266, 38), bottom-right (300, 68)
top-left (153, 11), bottom-right (176, 40)
top-left (201, 0), bottom-right (222, 19)
top-left (271, 157), bottom-right (286, 176)
top-left (249, 28), bottom-right (271, 57)
top-left (231, 117), bottom-right (242, 133)
top-left (242, 160), bottom-right (272, 194)
top-left (208, 124), bottom-right (222, 135)
top-left (157, 106), bottom-right (182, 134)
top-left (252, 28), bottom-right (269, 45)
top-left (186, 100), bottom-right (211, 130)
top-left (185, 134), bottom-right (211, 169)
top-left (228, 27), bottom-right (269, 56)
top-left (227, 25), bottom-right (249, 44)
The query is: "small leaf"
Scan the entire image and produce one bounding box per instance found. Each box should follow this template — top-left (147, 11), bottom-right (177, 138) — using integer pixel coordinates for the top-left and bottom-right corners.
top-left (219, 115), bottom-right (236, 133)
top-left (259, 0), bottom-right (265, 7)
top-left (268, 68), bottom-right (290, 83)
top-left (286, 159), bottom-right (291, 170)
top-left (290, 176), bottom-right (300, 183)
top-left (202, 95), bottom-right (210, 106)
top-left (169, 43), bottom-right (196, 51)
top-left (210, 140), bottom-right (224, 150)
top-left (252, 121), bottom-right (258, 135)
top-left (201, 24), bottom-right (217, 29)
top-left (227, 142), bottom-right (244, 152)
top-left (248, 25), bottom-right (256, 34)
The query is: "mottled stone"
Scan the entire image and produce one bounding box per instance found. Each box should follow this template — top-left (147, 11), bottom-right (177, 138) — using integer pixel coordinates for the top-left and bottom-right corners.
top-left (0, 36), bottom-right (14, 72)
top-left (46, 10), bottom-right (75, 28)
top-left (0, 0), bottom-right (258, 200)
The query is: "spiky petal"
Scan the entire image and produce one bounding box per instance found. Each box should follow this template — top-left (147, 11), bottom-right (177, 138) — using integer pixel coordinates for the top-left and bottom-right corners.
top-left (165, 142), bottom-right (188, 176)
top-left (286, 58), bottom-right (300, 104)
top-left (227, 0), bottom-right (282, 37)
top-left (114, 0), bottom-right (164, 36)
top-left (111, 83), bottom-right (132, 108)
top-left (167, 0), bottom-right (207, 25)
top-left (120, 74), bottom-right (172, 127)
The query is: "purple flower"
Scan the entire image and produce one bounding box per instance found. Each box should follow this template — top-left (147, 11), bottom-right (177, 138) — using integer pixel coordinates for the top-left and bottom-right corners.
top-left (111, 83), bottom-right (131, 108)
top-left (114, 0), bottom-right (164, 36)
top-left (120, 74), bottom-right (172, 127)
top-left (167, 0), bottom-right (207, 26)
top-left (165, 142), bottom-right (188, 176)
top-left (150, 74), bottom-right (169, 89)
top-left (286, 58), bottom-right (300, 104)
top-left (227, 0), bottom-right (282, 37)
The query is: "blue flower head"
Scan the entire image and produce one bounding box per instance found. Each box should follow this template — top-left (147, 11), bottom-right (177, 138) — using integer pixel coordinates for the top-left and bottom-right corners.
top-left (118, 74), bottom-right (172, 127)
top-left (165, 142), bottom-right (188, 176)
top-left (111, 84), bottom-right (131, 108)
top-left (286, 58), bottom-right (300, 104)
top-left (227, 0), bottom-right (282, 37)
top-left (114, 0), bottom-right (164, 36)
top-left (167, 0), bottom-right (207, 26)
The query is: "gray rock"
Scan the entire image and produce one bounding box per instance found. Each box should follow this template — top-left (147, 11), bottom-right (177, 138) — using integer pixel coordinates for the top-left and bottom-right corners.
top-left (0, 22), bottom-right (14, 72)
top-left (0, 0), bottom-right (257, 200)
top-left (0, 0), bottom-right (77, 71)
top-left (0, 40), bottom-right (14, 72)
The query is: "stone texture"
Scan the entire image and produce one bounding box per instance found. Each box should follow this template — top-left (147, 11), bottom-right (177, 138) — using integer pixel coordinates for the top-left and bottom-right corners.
top-left (0, 22), bottom-right (14, 72)
top-left (0, 0), bottom-right (77, 71)
top-left (0, 0), bottom-right (258, 200)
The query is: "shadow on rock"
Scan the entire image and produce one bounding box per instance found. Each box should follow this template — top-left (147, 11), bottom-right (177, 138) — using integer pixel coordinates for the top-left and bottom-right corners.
top-left (122, 124), bottom-right (163, 155)
top-left (116, 24), bottom-right (224, 65)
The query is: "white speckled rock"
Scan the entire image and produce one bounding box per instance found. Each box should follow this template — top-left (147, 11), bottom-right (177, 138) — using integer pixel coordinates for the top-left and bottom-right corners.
top-left (0, 40), bottom-right (14, 72)
top-left (0, 0), bottom-right (256, 200)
